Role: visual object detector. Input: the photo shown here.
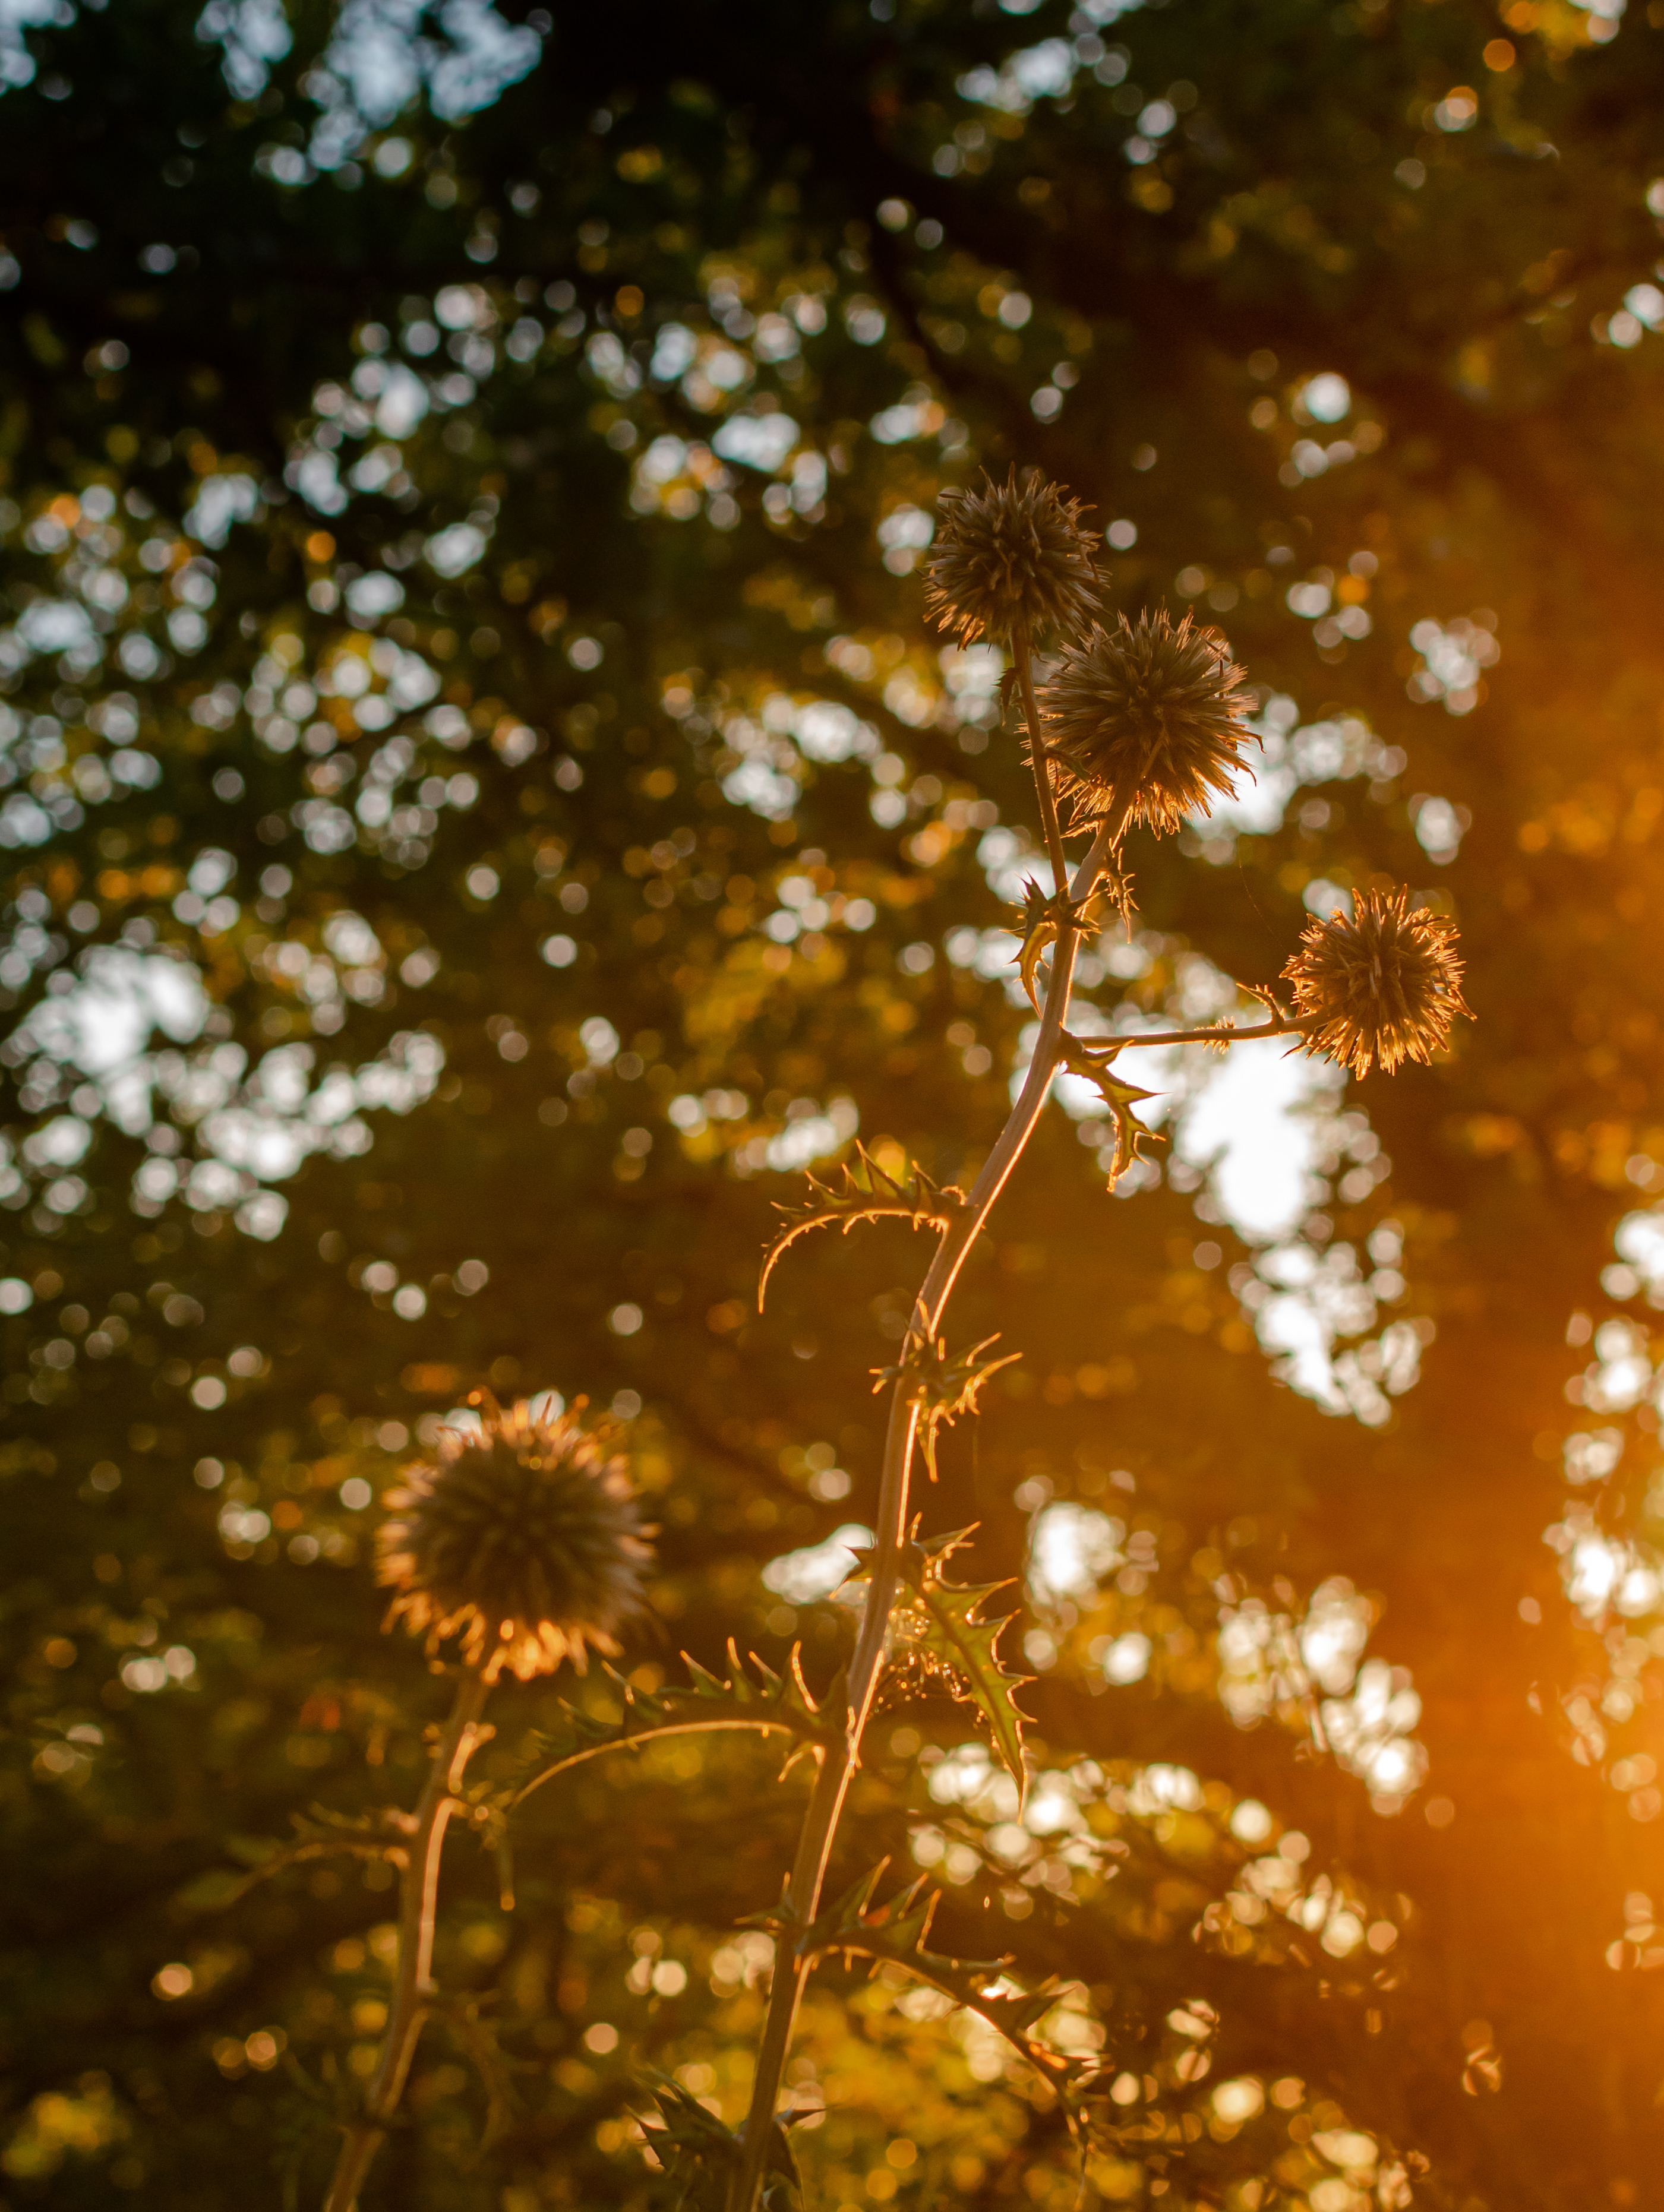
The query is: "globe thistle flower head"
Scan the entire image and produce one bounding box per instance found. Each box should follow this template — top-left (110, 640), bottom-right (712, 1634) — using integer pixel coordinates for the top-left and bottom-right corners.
top-left (1040, 608), bottom-right (1255, 836)
top-left (1283, 887), bottom-right (1472, 1079)
top-left (923, 467), bottom-right (1101, 645)
top-left (376, 1393), bottom-right (652, 1682)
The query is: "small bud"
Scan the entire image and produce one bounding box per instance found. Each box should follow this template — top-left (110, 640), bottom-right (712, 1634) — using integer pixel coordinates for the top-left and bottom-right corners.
top-left (377, 1395), bottom-right (653, 1680)
top-left (1283, 887), bottom-right (1472, 1077)
top-left (1040, 608), bottom-right (1255, 836)
top-left (923, 467), bottom-right (1100, 646)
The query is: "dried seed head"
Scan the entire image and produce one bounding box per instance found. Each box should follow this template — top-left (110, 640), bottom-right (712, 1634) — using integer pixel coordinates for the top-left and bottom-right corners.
top-left (377, 1395), bottom-right (652, 1681)
top-left (1040, 608), bottom-right (1255, 836)
top-left (923, 467), bottom-right (1101, 645)
top-left (1283, 887), bottom-right (1472, 1078)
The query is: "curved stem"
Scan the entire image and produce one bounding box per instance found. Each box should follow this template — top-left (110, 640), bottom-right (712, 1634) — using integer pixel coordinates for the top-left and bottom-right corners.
top-left (322, 1669), bottom-right (490, 2212)
top-left (730, 801), bottom-right (1128, 2212)
top-left (1013, 626), bottom-right (1069, 898)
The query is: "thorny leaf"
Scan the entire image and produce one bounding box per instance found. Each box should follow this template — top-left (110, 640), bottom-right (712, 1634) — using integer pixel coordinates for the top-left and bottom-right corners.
top-left (1057, 1034), bottom-right (1166, 1186)
top-left (507, 1642), bottom-right (833, 1809)
top-left (869, 1331), bottom-right (1020, 1484)
top-left (761, 1861), bottom-right (1094, 2116)
top-left (1010, 873), bottom-right (1131, 1010)
top-left (757, 1143), bottom-right (967, 1310)
top-left (644, 2077), bottom-right (801, 2211)
top-left (1013, 877), bottom-right (1087, 1012)
top-left (893, 1527), bottom-right (1032, 1802)
top-left (200, 1805), bottom-right (409, 1910)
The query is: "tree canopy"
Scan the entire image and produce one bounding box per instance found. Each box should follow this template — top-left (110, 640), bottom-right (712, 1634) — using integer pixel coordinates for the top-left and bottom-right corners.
top-left (5, 1), bottom-right (1664, 2207)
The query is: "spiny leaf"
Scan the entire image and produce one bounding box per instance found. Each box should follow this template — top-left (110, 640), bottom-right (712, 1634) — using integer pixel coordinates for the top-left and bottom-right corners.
top-left (766, 1861), bottom-right (1091, 2112)
top-left (645, 2077), bottom-right (801, 2211)
top-left (1009, 876), bottom-right (1125, 1009)
top-left (757, 1143), bottom-right (967, 1309)
top-left (750, 1858), bottom-right (998, 1986)
top-left (893, 1526), bottom-right (1032, 1802)
top-left (200, 1807), bottom-right (409, 1909)
top-left (1013, 876), bottom-right (1069, 1010)
top-left (869, 1332), bottom-right (1020, 1483)
top-left (509, 1642), bottom-right (832, 1808)
top-left (1057, 1034), bottom-right (1167, 1187)
top-left (1231, 976), bottom-right (1295, 1037)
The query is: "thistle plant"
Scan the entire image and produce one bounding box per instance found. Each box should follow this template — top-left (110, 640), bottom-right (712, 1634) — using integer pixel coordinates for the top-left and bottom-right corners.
top-left (708, 474), bottom-right (1472, 2212)
top-left (320, 1394), bottom-right (651, 2212)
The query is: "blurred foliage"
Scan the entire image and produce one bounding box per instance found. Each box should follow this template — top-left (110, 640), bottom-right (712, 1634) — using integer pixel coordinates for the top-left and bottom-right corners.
top-left (5, 1), bottom-right (1664, 2208)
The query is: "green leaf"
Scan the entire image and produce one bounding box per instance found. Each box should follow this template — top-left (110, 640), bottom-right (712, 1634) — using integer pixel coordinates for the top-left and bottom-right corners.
top-left (758, 1144), bottom-right (965, 1309)
top-left (894, 1528), bottom-right (1032, 1803)
top-left (509, 1642), bottom-right (833, 1809)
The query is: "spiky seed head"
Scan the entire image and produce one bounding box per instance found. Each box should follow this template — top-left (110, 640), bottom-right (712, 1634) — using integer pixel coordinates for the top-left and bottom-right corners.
top-left (1040, 608), bottom-right (1256, 836)
top-left (376, 1394), bottom-right (652, 1681)
top-left (1283, 887), bottom-right (1472, 1078)
top-left (923, 467), bottom-right (1101, 645)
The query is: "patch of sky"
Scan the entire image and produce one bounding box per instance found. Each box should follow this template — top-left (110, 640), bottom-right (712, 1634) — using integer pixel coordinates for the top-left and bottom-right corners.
top-left (650, 324), bottom-right (699, 383)
top-left (1, 0), bottom-right (71, 93)
top-left (718, 694), bottom-right (878, 817)
top-left (425, 521), bottom-right (488, 577)
top-left (762, 1095), bottom-right (859, 1174)
top-left (959, 0), bottom-right (1139, 112)
top-left (1611, 1208), bottom-right (1664, 1306)
top-left (196, 0), bottom-right (291, 100)
top-left (1221, 1578), bottom-right (1426, 1810)
top-left (302, 0), bottom-right (543, 169)
top-left (762, 1524), bottom-right (872, 1605)
top-left (288, 447), bottom-right (347, 516)
top-left (1027, 1500), bottom-right (1124, 1608)
top-left (20, 949), bottom-right (207, 1111)
top-left (1200, 696), bottom-right (1406, 843)
top-left (184, 473), bottom-right (263, 549)
top-left (959, 37), bottom-right (1076, 110)
top-left (1405, 616), bottom-right (1498, 716)
top-left (1550, 1285), bottom-right (1664, 1749)
top-left (712, 414), bottom-right (799, 473)
top-left (11, 935), bottom-right (444, 1238)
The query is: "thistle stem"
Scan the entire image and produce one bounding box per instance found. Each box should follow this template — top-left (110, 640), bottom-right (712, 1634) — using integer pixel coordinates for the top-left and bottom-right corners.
top-left (321, 1669), bottom-right (491, 2212)
top-left (730, 796), bottom-right (1128, 2212)
top-left (1079, 1013), bottom-right (1314, 1052)
top-left (1013, 627), bottom-right (1070, 898)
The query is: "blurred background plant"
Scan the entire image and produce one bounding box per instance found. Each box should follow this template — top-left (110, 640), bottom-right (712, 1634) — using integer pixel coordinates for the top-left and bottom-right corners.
top-left (315, 1391), bottom-right (653, 2211)
top-left (4, 2), bottom-right (1664, 2209)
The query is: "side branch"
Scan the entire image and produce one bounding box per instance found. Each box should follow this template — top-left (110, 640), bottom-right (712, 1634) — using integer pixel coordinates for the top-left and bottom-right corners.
top-left (1091, 1012), bottom-right (1314, 1051)
top-left (511, 1644), bottom-right (830, 1805)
